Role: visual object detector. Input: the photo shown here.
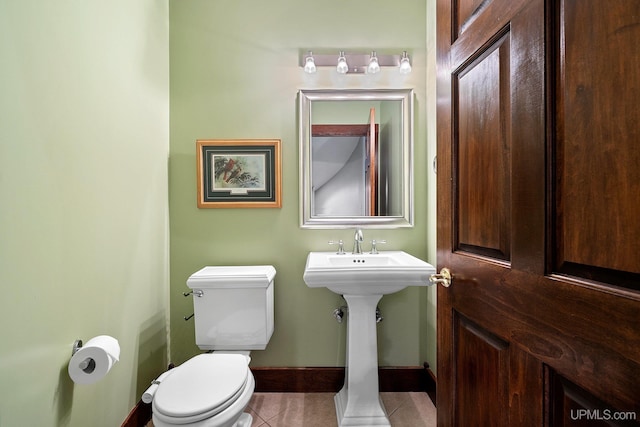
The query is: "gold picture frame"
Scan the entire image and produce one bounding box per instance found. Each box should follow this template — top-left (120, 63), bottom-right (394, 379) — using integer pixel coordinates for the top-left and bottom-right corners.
top-left (196, 139), bottom-right (282, 208)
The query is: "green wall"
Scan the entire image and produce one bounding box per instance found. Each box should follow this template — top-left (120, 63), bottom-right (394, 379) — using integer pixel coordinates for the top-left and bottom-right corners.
top-left (169, 0), bottom-right (438, 371)
top-left (0, 1), bottom-right (169, 426)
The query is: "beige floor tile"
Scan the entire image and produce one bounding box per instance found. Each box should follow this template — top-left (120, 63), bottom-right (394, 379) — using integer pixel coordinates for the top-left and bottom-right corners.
top-left (380, 392), bottom-right (413, 415)
top-left (387, 392), bottom-right (437, 427)
top-left (249, 393), bottom-right (338, 427)
top-left (245, 405), bottom-right (267, 426)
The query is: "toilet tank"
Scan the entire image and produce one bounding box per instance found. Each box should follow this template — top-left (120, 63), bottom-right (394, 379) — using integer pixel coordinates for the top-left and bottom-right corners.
top-left (186, 265), bottom-right (275, 350)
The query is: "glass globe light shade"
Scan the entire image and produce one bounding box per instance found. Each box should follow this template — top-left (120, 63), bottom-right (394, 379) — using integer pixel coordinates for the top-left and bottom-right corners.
top-left (367, 52), bottom-right (380, 74)
top-left (399, 52), bottom-right (412, 75)
top-left (336, 52), bottom-right (349, 74)
top-left (304, 56), bottom-right (317, 74)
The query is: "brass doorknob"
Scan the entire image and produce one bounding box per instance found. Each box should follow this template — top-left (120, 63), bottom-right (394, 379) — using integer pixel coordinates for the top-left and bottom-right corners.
top-left (430, 268), bottom-right (452, 287)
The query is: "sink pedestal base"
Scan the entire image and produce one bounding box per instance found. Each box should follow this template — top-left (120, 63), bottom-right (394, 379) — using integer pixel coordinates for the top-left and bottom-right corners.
top-left (334, 294), bottom-right (391, 427)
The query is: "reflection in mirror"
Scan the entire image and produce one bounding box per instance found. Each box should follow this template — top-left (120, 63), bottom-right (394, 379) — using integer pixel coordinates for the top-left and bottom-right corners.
top-left (299, 89), bottom-right (414, 228)
top-left (312, 112), bottom-right (378, 216)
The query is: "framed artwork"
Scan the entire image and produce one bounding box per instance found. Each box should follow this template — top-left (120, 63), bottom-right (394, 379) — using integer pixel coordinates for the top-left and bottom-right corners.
top-left (196, 139), bottom-right (282, 208)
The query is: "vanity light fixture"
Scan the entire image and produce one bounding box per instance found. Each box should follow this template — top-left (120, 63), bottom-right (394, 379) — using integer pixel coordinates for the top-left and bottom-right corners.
top-left (299, 50), bottom-right (412, 74)
top-left (367, 51), bottom-right (381, 74)
top-left (399, 51), bottom-right (412, 75)
top-left (336, 51), bottom-right (349, 74)
top-left (303, 51), bottom-right (317, 74)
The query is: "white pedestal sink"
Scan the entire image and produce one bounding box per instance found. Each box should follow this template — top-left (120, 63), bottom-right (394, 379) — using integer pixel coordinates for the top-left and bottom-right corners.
top-left (303, 251), bottom-right (436, 427)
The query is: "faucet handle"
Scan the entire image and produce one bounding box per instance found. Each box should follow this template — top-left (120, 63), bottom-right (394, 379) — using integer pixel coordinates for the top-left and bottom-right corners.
top-left (328, 239), bottom-right (346, 254)
top-left (370, 239), bottom-right (387, 254)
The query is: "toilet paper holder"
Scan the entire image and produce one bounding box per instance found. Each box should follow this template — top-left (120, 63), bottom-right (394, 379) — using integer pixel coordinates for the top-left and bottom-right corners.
top-left (72, 339), bottom-right (83, 355)
top-left (72, 339), bottom-right (96, 373)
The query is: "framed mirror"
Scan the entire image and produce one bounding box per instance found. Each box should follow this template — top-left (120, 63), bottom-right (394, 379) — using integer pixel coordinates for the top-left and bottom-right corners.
top-left (299, 89), bottom-right (414, 228)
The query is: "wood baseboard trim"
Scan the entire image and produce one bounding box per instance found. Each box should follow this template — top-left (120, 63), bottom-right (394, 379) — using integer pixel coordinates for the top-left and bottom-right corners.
top-left (424, 362), bottom-right (437, 405)
top-left (252, 365), bottom-right (436, 393)
top-left (121, 399), bottom-right (151, 427)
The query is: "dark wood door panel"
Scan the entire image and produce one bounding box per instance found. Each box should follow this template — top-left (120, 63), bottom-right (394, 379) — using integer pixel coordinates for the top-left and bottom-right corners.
top-left (454, 313), bottom-right (509, 426)
top-left (553, 0), bottom-right (640, 287)
top-left (450, 0), bottom-right (546, 271)
top-left (455, 0), bottom-right (486, 36)
top-left (455, 34), bottom-right (511, 261)
top-left (548, 368), bottom-right (640, 426)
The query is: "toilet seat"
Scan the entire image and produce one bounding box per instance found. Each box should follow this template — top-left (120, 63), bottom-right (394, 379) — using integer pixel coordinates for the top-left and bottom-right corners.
top-left (153, 353), bottom-right (251, 425)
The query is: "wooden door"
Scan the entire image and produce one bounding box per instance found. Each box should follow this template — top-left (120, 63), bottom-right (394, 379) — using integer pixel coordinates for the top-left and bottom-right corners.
top-left (436, 0), bottom-right (640, 425)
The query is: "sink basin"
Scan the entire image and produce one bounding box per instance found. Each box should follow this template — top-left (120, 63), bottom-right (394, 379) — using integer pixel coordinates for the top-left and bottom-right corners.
top-left (303, 251), bottom-right (436, 295)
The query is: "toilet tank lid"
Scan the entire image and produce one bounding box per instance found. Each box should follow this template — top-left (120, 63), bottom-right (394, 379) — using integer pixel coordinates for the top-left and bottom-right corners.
top-left (187, 265), bottom-right (276, 289)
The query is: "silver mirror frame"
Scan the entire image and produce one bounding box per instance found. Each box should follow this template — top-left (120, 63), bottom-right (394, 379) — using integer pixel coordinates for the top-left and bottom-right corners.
top-left (299, 89), bottom-right (414, 229)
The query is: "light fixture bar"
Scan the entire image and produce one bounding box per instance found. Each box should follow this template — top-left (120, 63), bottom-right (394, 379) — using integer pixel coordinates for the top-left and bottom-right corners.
top-left (300, 51), bottom-right (408, 74)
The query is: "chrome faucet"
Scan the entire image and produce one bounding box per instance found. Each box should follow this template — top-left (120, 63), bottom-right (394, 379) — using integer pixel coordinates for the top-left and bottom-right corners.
top-left (353, 228), bottom-right (364, 254)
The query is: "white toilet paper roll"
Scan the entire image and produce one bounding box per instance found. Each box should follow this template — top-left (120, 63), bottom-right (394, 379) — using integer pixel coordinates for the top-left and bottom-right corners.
top-left (68, 335), bottom-right (120, 385)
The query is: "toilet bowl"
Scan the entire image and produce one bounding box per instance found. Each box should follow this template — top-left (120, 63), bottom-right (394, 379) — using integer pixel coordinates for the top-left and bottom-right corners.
top-left (152, 353), bottom-right (255, 427)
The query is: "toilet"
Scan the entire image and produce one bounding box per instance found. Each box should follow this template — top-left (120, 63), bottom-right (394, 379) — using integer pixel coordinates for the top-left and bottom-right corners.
top-left (151, 265), bottom-right (276, 427)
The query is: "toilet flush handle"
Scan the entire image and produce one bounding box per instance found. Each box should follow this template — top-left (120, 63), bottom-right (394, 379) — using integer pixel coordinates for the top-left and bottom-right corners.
top-left (183, 289), bottom-right (204, 297)
top-left (183, 290), bottom-right (203, 321)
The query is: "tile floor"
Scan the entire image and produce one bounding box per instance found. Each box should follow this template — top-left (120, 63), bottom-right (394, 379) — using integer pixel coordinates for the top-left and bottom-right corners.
top-left (247, 392), bottom-right (436, 427)
top-left (147, 392), bottom-right (436, 427)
